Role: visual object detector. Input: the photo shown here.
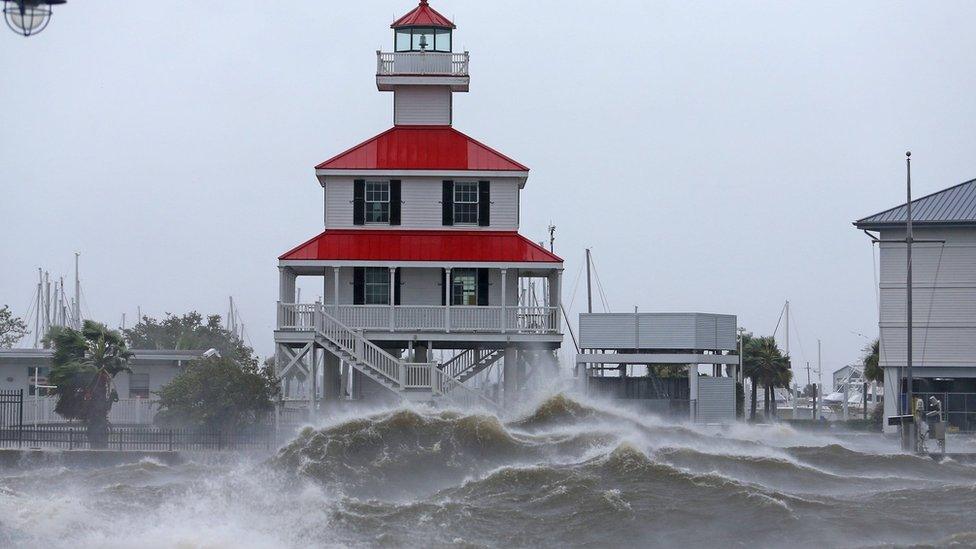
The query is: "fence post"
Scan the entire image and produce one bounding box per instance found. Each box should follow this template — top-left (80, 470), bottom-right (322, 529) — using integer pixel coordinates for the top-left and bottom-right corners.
top-left (168, 429), bottom-right (174, 452)
top-left (118, 428), bottom-right (124, 451)
top-left (68, 429), bottom-right (74, 451)
top-left (18, 389), bottom-right (24, 449)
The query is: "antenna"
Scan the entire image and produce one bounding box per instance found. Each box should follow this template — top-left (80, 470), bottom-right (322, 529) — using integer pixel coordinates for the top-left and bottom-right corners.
top-left (547, 223), bottom-right (556, 253)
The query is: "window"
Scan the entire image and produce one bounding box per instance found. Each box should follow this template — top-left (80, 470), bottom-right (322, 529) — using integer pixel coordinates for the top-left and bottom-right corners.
top-left (453, 182), bottom-right (479, 224)
top-left (364, 267), bottom-right (391, 305)
top-left (434, 28), bottom-right (451, 52)
top-left (395, 28), bottom-right (452, 52)
top-left (130, 373), bottom-right (150, 399)
top-left (451, 269), bottom-right (478, 305)
top-left (27, 366), bottom-right (52, 396)
top-left (411, 28), bottom-right (436, 51)
top-left (395, 30), bottom-right (411, 52)
top-left (365, 181), bottom-right (390, 223)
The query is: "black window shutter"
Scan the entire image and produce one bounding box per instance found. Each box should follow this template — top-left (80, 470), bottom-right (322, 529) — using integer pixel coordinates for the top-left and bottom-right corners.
top-left (477, 268), bottom-right (489, 306)
top-left (394, 268), bottom-right (402, 305)
top-left (441, 268), bottom-right (447, 306)
top-left (353, 267), bottom-right (365, 305)
top-left (353, 179), bottom-right (366, 225)
top-left (390, 180), bottom-right (401, 226)
top-left (478, 180), bottom-right (490, 227)
top-left (442, 180), bottom-right (454, 226)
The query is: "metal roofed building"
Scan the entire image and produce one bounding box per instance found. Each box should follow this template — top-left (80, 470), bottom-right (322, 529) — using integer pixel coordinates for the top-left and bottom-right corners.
top-left (855, 177), bottom-right (976, 432)
top-left (576, 312), bottom-right (740, 423)
top-left (274, 1), bottom-right (562, 412)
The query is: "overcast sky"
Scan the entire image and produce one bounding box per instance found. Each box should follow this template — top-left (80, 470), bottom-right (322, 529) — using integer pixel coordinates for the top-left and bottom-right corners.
top-left (2, 1), bottom-right (975, 385)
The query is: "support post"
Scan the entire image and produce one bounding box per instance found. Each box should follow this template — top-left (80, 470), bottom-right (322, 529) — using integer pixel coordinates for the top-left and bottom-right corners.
top-left (503, 345), bottom-right (518, 408)
top-left (389, 267), bottom-right (396, 332)
top-left (324, 350), bottom-right (341, 404)
top-left (688, 364), bottom-right (699, 423)
top-left (333, 267), bottom-right (340, 315)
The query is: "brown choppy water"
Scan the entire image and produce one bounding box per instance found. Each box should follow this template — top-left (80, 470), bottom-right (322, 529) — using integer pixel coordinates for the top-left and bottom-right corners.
top-left (2, 394), bottom-right (976, 548)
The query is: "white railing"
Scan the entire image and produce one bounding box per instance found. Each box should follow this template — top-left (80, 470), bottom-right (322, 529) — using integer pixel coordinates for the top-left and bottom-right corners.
top-left (280, 303), bottom-right (559, 335)
top-left (441, 348), bottom-right (497, 381)
top-left (376, 51), bottom-right (469, 76)
top-left (21, 397), bottom-right (158, 425)
top-left (314, 309), bottom-right (402, 385)
top-left (278, 302), bottom-right (318, 330)
top-left (404, 363), bottom-right (436, 389)
top-left (432, 368), bottom-right (499, 410)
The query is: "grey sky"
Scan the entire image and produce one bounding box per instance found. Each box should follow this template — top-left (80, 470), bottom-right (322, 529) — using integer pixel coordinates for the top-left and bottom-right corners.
top-left (2, 1), bottom-right (975, 384)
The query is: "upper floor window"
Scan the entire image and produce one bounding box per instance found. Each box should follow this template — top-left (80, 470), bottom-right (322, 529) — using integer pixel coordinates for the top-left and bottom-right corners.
top-left (354, 179), bottom-right (400, 226)
top-left (365, 181), bottom-right (390, 224)
top-left (453, 182), bottom-right (479, 224)
top-left (443, 180), bottom-right (489, 227)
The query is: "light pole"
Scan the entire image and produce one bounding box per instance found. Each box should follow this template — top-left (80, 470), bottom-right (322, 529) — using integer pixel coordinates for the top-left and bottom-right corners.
top-left (2, 0), bottom-right (66, 37)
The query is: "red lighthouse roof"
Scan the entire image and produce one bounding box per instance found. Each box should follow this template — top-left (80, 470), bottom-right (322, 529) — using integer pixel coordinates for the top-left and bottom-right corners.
top-left (315, 126), bottom-right (529, 172)
top-left (392, 0), bottom-right (456, 29)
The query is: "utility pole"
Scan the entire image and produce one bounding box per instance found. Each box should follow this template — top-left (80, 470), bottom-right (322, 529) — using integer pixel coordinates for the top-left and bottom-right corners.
top-left (585, 248), bottom-right (593, 314)
top-left (547, 224), bottom-right (556, 253)
top-left (817, 339), bottom-right (823, 420)
top-left (905, 152), bottom-right (915, 420)
top-left (73, 252), bottom-right (81, 329)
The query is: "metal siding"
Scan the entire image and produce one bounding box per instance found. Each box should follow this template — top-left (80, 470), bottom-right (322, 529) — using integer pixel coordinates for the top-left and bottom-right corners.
top-left (880, 327), bottom-right (976, 368)
top-left (857, 179), bottom-right (976, 226)
top-left (697, 377), bottom-right (735, 423)
top-left (394, 87), bottom-right (451, 126)
top-left (580, 313), bottom-right (737, 351)
top-left (316, 127), bottom-right (529, 172)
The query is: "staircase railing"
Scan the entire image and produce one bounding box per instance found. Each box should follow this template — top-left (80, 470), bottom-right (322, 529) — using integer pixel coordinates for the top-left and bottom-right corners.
top-left (432, 368), bottom-right (500, 411)
top-left (313, 304), bottom-right (403, 385)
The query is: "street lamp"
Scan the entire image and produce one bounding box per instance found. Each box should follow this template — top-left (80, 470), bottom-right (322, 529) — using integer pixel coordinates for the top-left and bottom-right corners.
top-left (3, 0), bottom-right (66, 37)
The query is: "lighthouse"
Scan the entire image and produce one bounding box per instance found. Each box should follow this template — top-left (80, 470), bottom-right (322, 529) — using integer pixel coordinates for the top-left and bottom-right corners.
top-left (275, 1), bottom-right (563, 411)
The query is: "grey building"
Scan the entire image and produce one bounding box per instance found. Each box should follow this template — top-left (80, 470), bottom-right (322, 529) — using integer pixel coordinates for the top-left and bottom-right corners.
top-left (0, 348), bottom-right (206, 399)
top-left (855, 177), bottom-right (976, 432)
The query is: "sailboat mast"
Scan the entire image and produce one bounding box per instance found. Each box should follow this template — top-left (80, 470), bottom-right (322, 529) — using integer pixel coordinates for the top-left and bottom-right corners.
top-left (585, 248), bottom-right (593, 314)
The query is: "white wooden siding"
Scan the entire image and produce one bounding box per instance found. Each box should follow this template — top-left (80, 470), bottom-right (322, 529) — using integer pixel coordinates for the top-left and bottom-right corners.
top-left (394, 86), bottom-right (452, 125)
top-left (877, 227), bottom-right (976, 369)
top-left (324, 177), bottom-right (520, 230)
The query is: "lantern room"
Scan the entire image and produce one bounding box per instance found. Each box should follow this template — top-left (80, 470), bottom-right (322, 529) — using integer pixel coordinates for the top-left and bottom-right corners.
top-left (391, 0), bottom-right (456, 52)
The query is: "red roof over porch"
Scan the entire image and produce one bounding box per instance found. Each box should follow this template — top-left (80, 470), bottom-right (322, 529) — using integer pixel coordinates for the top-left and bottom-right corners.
top-left (280, 230), bottom-right (562, 263)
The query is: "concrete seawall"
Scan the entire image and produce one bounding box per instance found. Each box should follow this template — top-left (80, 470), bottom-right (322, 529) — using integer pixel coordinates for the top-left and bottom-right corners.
top-left (0, 448), bottom-right (185, 468)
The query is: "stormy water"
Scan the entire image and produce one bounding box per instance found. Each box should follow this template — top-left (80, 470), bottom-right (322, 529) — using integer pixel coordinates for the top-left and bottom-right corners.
top-left (2, 394), bottom-right (976, 548)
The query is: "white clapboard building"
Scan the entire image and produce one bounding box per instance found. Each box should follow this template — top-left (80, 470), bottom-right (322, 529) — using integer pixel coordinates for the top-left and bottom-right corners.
top-left (274, 1), bottom-right (563, 410)
top-left (856, 178), bottom-right (976, 432)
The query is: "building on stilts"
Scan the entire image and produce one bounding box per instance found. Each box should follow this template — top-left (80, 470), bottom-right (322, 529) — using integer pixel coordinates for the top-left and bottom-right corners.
top-left (274, 0), bottom-right (563, 414)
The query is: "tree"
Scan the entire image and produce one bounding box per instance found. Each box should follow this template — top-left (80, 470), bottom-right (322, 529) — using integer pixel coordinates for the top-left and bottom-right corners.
top-left (154, 356), bottom-right (279, 431)
top-left (0, 305), bottom-right (28, 348)
top-left (862, 338), bottom-right (882, 384)
top-left (801, 383), bottom-right (818, 398)
top-left (45, 321), bottom-right (133, 447)
top-left (124, 312), bottom-right (256, 367)
top-left (742, 334), bottom-right (792, 421)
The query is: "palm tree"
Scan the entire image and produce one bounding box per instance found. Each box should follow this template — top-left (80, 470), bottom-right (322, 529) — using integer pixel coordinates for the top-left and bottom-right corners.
top-left (46, 321), bottom-right (133, 448)
top-left (742, 335), bottom-right (791, 421)
top-left (862, 338), bottom-right (881, 384)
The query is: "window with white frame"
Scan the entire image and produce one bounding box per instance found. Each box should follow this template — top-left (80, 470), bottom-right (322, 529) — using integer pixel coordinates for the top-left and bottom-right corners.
top-left (364, 267), bottom-right (391, 305)
top-left (451, 269), bottom-right (478, 306)
top-left (453, 182), bottom-right (478, 224)
top-left (365, 181), bottom-right (390, 223)
top-left (129, 372), bottom-right (150, 399)
top-left (27, 366), bottom-right (52, 396)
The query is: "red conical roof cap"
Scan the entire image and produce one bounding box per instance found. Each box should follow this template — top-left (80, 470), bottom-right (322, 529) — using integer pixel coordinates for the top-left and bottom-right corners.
top-left (391, 0), bottom-right (456, 29)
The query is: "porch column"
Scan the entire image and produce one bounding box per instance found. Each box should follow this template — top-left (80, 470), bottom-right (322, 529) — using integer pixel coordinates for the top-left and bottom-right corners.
top-left (548, 269), bottom-right (562, 333)
top-left (333, 267), bottom-right (340, 314)
top-left (278, 267), bottom-right (298, 328)
top-left (500, 269), bottom-right (507, 333)
top-left (444, 268), bottom-right (452, 333)
top-left (309, 345), bottom-right (318, 417)
top-left (503, 345), bottom-right (518, 408)
top-left (389, 267), bottom-right (396, 332)
top-left (689, 364), bottom-right (699, 422)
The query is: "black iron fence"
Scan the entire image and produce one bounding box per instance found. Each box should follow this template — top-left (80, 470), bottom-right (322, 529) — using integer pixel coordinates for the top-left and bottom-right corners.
top-left (0, 389), bottom-right (24, 428)
top-left (0, 424), bottom-right (278, 451)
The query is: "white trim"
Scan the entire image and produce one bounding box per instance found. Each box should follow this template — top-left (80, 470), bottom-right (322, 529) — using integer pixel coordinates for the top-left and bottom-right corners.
top-left (576, 353), bottom-right (740, 365)
top-left (316, 169), bottom-right (528, 179)
top-left (280, 260), bottom-right (562, 269)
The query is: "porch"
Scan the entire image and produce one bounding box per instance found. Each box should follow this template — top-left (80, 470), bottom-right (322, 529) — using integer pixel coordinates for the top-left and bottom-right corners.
top-left (279, 302), bottom-right (559, 335)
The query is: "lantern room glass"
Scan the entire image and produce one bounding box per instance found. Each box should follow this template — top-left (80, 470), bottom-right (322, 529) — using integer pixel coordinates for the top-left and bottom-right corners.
top-left (394, 27), bottom-right (452, 53)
